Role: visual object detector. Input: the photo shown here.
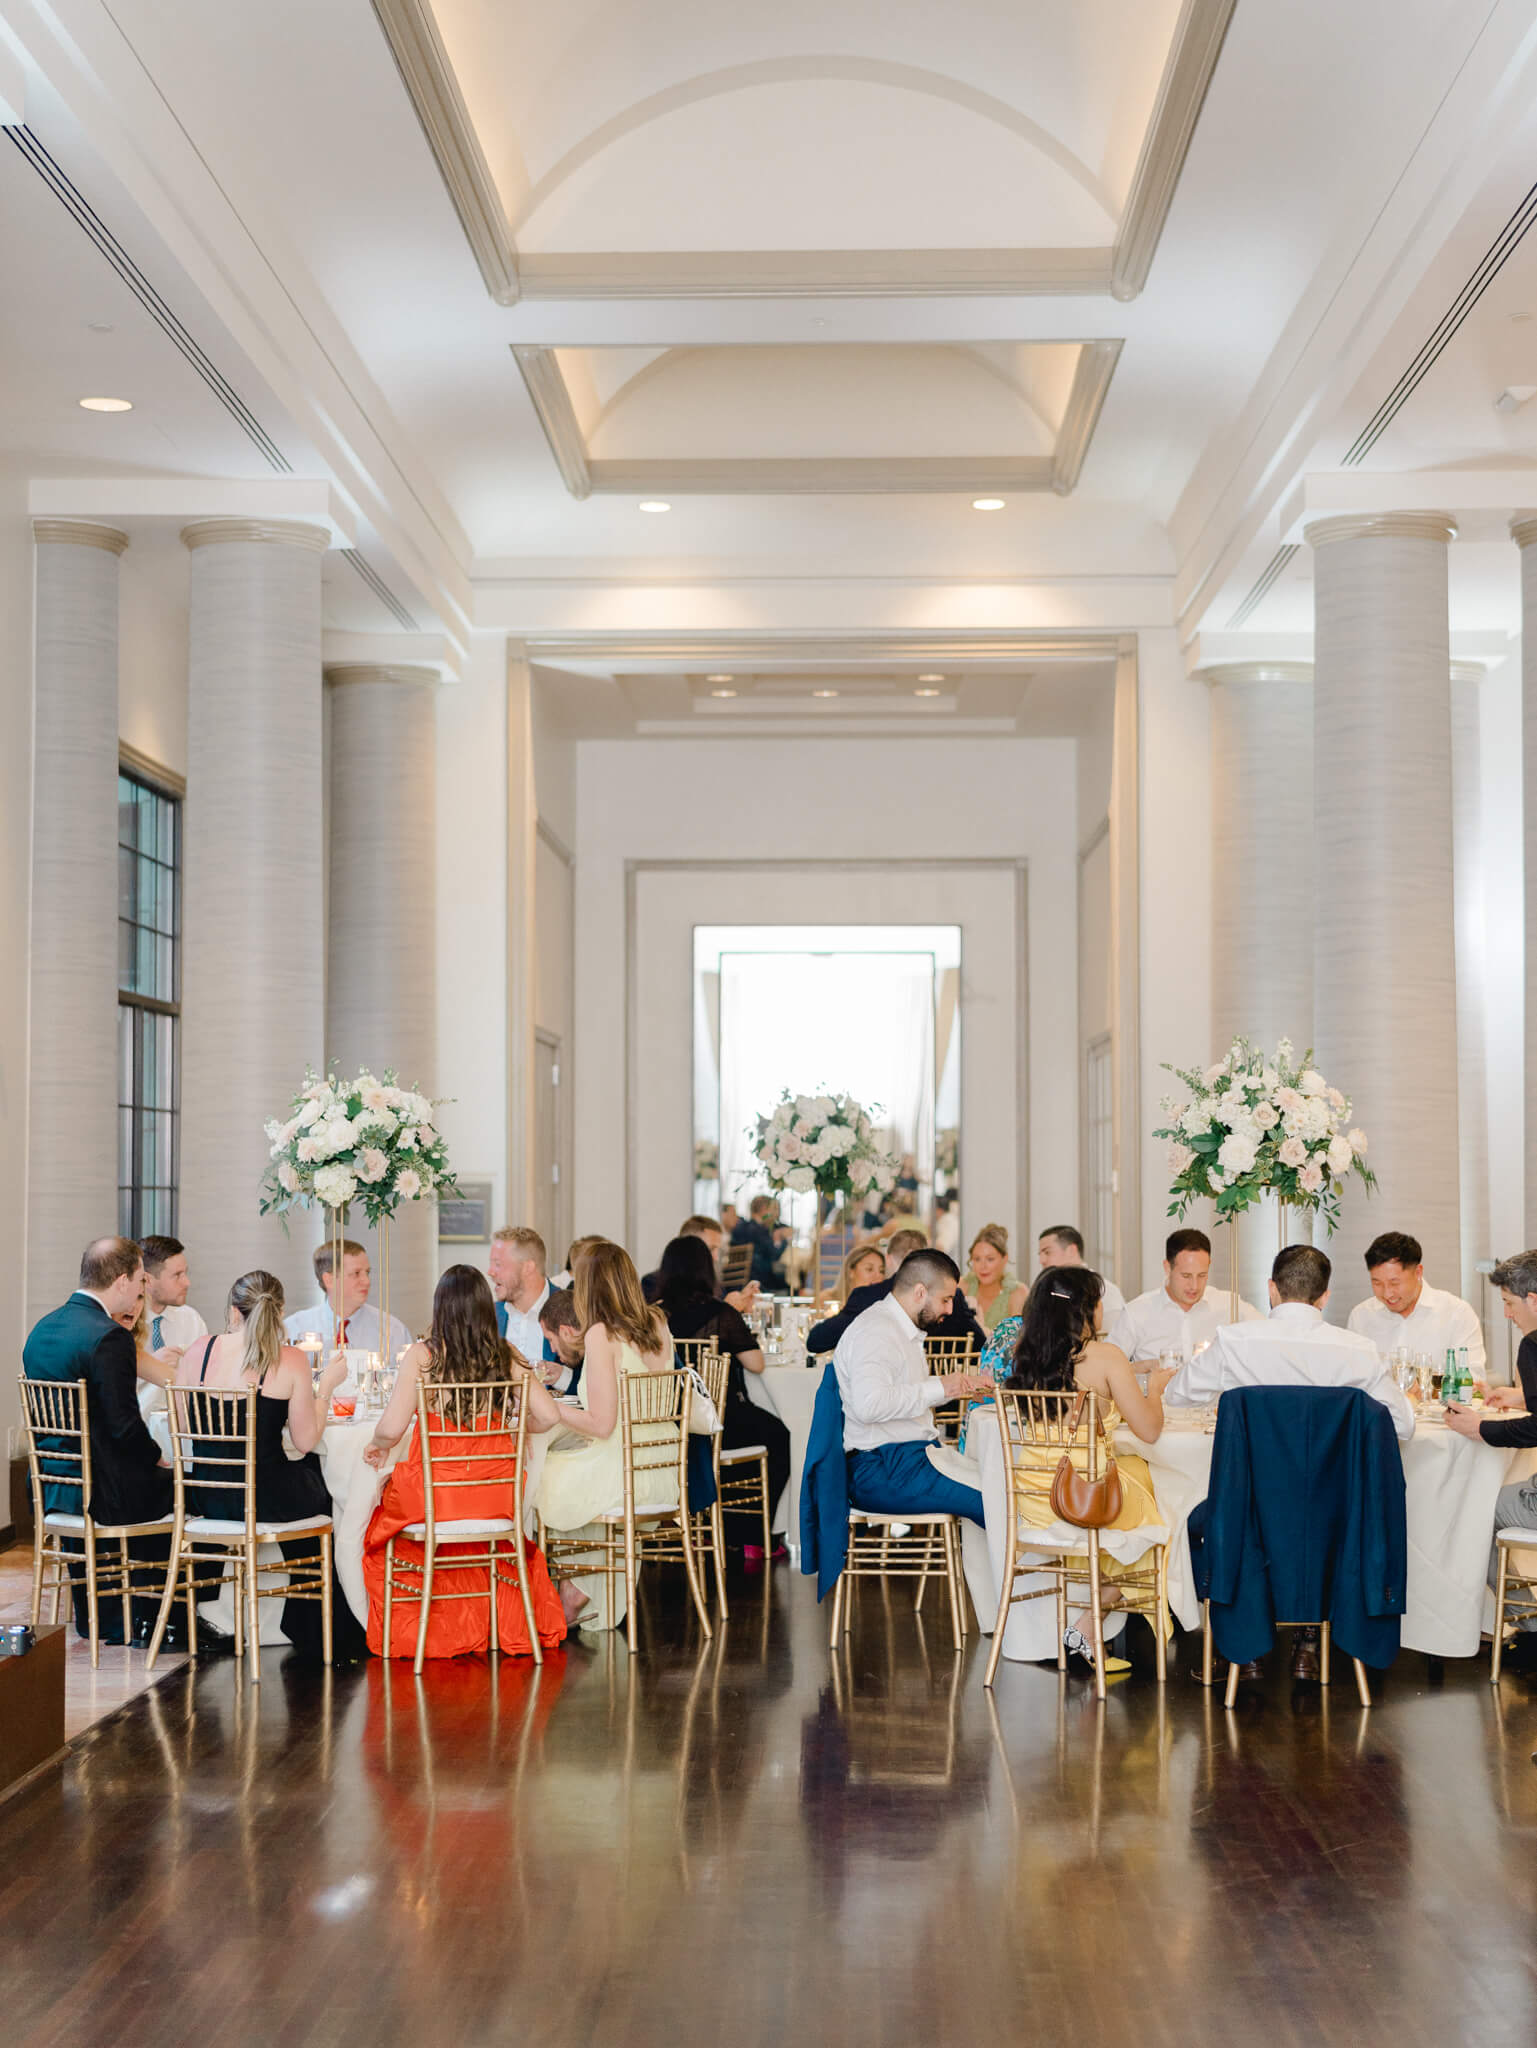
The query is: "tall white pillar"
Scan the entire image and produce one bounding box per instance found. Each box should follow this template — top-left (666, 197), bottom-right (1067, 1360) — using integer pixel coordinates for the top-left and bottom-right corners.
top-left (1450, 663), bottom-right (1491, 1338)
top-left (1202, 661), bottom-right (1314, 1303)
top-left (1307, 514), bottom-right (1460, 1310)
top-left (1512, 519), bottom-right (1537, 1248)
top-left (27, 521), bottom-right (126, 1323)
top-left (180, 520), bottom-right (327, 1313)
top-left (324, 665), bottom-right (438, 1336)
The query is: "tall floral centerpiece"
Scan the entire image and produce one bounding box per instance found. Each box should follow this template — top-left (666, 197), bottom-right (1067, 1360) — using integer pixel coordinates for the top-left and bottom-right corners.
top-left (1152, 1037), bottom-right (1375, 1318)
top-left (751, 1091), bottom-right (897, 1312)
top-left (260, 1067), bottom-right (456, 1352)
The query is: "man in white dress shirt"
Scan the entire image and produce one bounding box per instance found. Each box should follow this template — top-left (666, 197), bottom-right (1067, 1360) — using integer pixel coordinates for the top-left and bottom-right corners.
top-left (1346, 1230), bottom-right (1485, 1375)
top-left (1169, 1242), bottom-right (1413, 1682)
top-left (1108, 1228), bottom-right (1261, 1363)
top-left (834, 1250), bottom-right (991, 1524)
top-left (139, 1235), bottom-right (208, 1360)
top-left (284, 1239), bottom-right (412, 1360)
top-left (488, 1225), bottom-right (550, 1359)
top-left (1037, 1223), bottom-right (1125, 1323)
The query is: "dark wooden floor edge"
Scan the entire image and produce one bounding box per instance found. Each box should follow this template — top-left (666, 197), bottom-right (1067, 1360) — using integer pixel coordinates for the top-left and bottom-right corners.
top-left (0, 1741), bottom-right (68, 1811)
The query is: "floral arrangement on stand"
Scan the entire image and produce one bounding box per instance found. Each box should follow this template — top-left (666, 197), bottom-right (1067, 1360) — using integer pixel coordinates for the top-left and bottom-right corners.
top-left (1153, 1035), bottom-right (1374, 1240)
top-left (750, 1091), bottom-right (898, 1309)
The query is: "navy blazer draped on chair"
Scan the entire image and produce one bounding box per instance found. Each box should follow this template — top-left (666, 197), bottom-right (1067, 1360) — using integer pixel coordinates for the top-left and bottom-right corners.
top-left (1189, 1385), bottom-right (1407, 1670)
top-left (799, 1361), bottom-right (852, 1601)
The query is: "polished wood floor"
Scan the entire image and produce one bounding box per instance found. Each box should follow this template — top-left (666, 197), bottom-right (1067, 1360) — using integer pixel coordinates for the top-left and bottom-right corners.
top-left (3, 1565), bottom-right (1537, 2047)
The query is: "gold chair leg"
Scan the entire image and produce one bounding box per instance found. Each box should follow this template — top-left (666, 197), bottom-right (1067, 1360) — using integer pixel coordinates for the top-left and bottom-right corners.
top-left (185, 1548), bottom-right (200, 1657)
top-left (1153, 1548), bottom-right (1168, 1685)
top-left (1087, 1538), bottom-right (1106, 1703)
top-left (828, 1567), bottom-right (845, 1648)
top-left (711, 1502), bottom-right (729, 1621)
top-left (83, 1524), bottom-right (101, 1670)
top-left (1492, 1548), bottom-right (1509, 1683)
top-left (383, 1535), bottom-right (395, 1659)
top-left (119, 1534), bottom-right (133, 1651)
top-left (486, 1535), bottom-right (499, 1654)
top-left (320, 1529), bottom-right (334, 1667)
top-left (1352, 1657), bottom-right (1372, 1708)
top-left (983, 1533), bottom-right (1016, 1690)
top-left (145, 1535), bottom-right (184, 1673)
top-left (914, 1524), bottom-right (936, 1612)
top-left (511, 1534), bottom-right (543, 1664)
top-left (623, 1511), bottom-right (641, 1656)
top-left (247, 1541), bottom-right (262, 1684)
top-left (943, 1522), bottom-right (963, 1653)
top-left (758, 1453), bottom-right (771, 1557)
top-left (1202, 1600), bottom-right (1213, 1688)
top-left (413, 1541), bottom-right (436, 1676)
top-left (29, 1526), bottom-right (45, 1626)
top-left (679, 1508), bottom-right (714, 1640)
top-left (1320, 1621), bottom-right (1332, 1688)
top-left (1056, 1571), bottom-right (1068, 1672)
top-left (1224, 1656), bottom-right (1240, 1710)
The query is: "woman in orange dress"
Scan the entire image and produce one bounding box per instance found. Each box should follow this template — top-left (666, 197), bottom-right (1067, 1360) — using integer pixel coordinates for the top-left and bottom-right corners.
top-left (361, 1264), bottom-right (568, 1660)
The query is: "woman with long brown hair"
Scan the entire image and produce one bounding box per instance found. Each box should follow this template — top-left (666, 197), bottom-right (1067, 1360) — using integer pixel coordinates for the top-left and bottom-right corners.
top-left (535, 1239), bottom-right (680, 1632)
top-left (361, 1263), bottom-right (568, 1659)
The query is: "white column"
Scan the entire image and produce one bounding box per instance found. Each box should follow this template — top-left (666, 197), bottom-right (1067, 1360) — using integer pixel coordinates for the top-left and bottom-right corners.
top-left (27, 521), bottom-right (127, 1323)
top-left (1307, 513), bottom-right (1460, 1309)
top-left (180, 519), bottom-right (327, 1313)
top-left (1512, 519), bottom-right (1537, 1247)
top-left (1202, 661), bottom-right (1314, 1303)
top-left (1450, 663), bottom-right (1491, 1333)
top-left (325, 664), bottom-right (438, 1336)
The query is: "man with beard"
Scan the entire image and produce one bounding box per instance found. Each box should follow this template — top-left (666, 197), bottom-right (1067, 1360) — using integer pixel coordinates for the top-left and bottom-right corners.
top-left (833, 1249), bottom-right (991, 1525)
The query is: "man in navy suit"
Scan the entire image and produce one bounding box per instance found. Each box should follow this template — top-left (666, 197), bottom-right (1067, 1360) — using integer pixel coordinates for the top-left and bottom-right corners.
top-left (22, 1236), bottom-right (173, 1643)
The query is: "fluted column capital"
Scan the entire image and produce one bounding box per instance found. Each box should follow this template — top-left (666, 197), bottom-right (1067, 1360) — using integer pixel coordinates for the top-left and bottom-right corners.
top-left (32, 519), bottom-right (127, 555)
top-left (181, 518), bottom-right (330, 553)
top-left (1196, 661), bottom-right (1314, 688)
top-left (323, 663), bottom-right (441, 690)
top-left (1510, 515), bottom-right (1537, 550)
top-left (1305, 513), bottom-right (1457, 550)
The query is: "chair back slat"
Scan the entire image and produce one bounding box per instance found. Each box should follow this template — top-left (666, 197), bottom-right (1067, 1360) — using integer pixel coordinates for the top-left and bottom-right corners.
top-left (19, 1375), bottom-right (91, 1515)
top-left (416, 1376), bottom-right (531, 1531)
top-left (165, 1385), bottom-right (258, 1518)
top-left (925, 1336), bottom-right (977, 1373)
top-left (992, 1386), bottom-right (1105, 1506)
top-left (620, 1364), bottom-right (691, 1488)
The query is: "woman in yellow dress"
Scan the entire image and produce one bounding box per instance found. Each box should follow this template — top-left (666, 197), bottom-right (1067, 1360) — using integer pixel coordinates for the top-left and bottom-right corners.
top-left (1001, 1266), bottom-right (1175, 1676)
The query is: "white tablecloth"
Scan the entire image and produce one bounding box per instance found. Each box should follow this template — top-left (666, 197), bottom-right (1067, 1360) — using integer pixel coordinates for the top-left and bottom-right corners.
top-left (972, 1399), bottom-right (1537, 1664)
top-left (746, 1361), bottom-right (821, 1552)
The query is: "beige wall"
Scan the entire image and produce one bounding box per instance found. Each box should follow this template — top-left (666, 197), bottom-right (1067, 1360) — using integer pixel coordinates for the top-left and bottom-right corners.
top-left (0, 473), bottom-right (34, 1447)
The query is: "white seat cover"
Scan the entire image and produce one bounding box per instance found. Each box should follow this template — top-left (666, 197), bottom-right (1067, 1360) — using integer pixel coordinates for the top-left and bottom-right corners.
top-left (1497, 1527), bottom-right (1537, 1545)
top-left (185, 1514), bottom-right (333, 1539)
top-left (720, 1445), bottom-right (768, 1462)
top-left (401, 1517), bottom-right (516, 1539)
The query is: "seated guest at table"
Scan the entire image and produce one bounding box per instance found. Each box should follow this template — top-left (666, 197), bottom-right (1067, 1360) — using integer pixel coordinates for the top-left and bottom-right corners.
top-left (808, 1228), bottom-right (983, 1354)
top-left (536, 1241), bottom-right (683, 1631)
top-left (550, 1233), bottom-right (608, 1290)
top-left (488, 1224), bottom-right (550, 1355)
top-left (733, 1195), bottom-right (788, 1291)
top-left (721, 1203), bottom-right (740, 1238)
top-left (24, 1237), bottom-right (180, 1646)
top-left (835, 1250), bottom-right (991, 1528)
top-left (116, 1294), bottom-right (176, 1394)
top-left (140, 1235), bottom-right (208, 1360)
top-left (538, 1286), bottom-right (586, 1395)
top-left (642, 1214), bottom-right (759, 1312)
top-left (934, 1191), bottom-right (960, 1260)
top-left (285, 1238), bottom-right (412, 1362)
top-left (1037, 1223), bottom-right (1126, 1322)
top-left (1444, 1250), bottom-right (1537, 1669)
top-left (1348, 1230), bottom-right (1486, 1375)
top-left (657, 1232), bottom-right (791, 1561)
top-left (961, 1224), bottom-right (1028, 1336)
top-left (838, 1241), bottom-right (887, 1302)
top-left (360, 1264), bottom-right (568, 1658)
top-left (1002, 1266), bottom-right (1173, 1674)
top-left (178, 1270), bottom-right (366, 1660)
top-left (1108, 1228), bottom-right (1262, 1362)
top-left (1167, 1243), bottom-right (1413, 1681)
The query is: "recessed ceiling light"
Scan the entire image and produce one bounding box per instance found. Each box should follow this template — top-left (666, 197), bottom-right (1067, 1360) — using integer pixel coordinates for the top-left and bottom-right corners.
top-left (79, 396), bottom-right (133, 412)
top-left (705, 673), bottom-right (734, 684)
top-left (915, 687), bottom-right (941, 698)
top-left (87, 322), bottom-right (114, 334)
top-left (972, 497), bottom-right (1005, 512)
top-left (917, 673), bottom-right (945, 684)
top-left (813, 688), bottom-right (838, 699)
top-left (638, 499), bottom-right (671, 513)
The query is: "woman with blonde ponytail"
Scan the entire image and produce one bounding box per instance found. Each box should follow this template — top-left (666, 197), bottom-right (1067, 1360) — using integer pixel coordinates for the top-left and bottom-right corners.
top-left (175, 1269), bottom-right (367, 1659)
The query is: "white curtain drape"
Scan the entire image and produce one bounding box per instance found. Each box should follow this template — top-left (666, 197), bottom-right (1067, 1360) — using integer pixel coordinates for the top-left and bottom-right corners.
top-left (717, 950), bottom-right (935, 1214)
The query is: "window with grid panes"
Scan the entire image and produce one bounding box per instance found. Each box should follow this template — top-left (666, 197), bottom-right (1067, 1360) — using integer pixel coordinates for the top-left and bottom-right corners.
top-left (117, 767), bottom-right (181, 1237)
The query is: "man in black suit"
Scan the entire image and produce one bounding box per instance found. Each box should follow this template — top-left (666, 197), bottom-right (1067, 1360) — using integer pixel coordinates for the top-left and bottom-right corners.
top-left (806, 1227), bottom-right (985, 1355)
top-left (23, 1236), bottom-right (179, 1645)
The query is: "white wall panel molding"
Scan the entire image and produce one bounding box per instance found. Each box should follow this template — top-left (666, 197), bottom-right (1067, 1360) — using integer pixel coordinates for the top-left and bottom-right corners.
top-left (29, 518), bottom-right (126, 555)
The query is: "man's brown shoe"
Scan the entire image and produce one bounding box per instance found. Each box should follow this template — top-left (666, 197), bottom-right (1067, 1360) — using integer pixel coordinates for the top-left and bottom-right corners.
top-left (1292, 1627), bottom-right (1321, 1682)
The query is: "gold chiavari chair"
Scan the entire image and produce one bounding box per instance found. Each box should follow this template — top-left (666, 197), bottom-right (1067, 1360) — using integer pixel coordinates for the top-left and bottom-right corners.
top-left (925, 1333), bottom-right (979, 1445)
top-left (829, 1504), bottom-right (968, 1654)
top-left (18, 1375), bottom-right (176, 1666)
top-left (1490, 1532), bottom-right (1537, 1683)
top-left (982, 1386), bottom-right (1170, 1702)
top-left (541, 1365), bottom-right (713, 1655)
top-left (146, 1384), bottom-right (333, 1679)
top-left (674, 1339), bottom-right (730, 1619)
top-left (379, 1376), bottom-right (542, 1675)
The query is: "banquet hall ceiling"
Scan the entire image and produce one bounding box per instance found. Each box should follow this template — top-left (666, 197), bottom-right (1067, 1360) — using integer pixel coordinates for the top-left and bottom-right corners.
top-left (3, 0), bottom-right (1537, 702)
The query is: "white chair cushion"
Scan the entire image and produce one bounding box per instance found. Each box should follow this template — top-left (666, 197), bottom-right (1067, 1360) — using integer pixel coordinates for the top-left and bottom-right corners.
top-left (185, 1515), bottom-right (332, 1540)
top-left (41, 1512), bottom-right (87, 1531)
top-left (598, 1506), bottom-right (679, 1521)
top-left (42, 1512), bottom-right (174, 1534)
top-left (720, 1445), bottom-right (767, 1463)
top-left (401, 1517), bottom-right (516, 1540)
top-left (1496, 1527), bottom-right (1537, 1546)
top-left (848, 1509), bottom-right (955, 1526)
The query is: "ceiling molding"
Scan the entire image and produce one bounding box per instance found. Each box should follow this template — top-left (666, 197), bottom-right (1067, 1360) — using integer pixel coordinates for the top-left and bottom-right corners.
top-left (1110, 0), bottom-right (1236, 301)
top-left (375, 5), bottom-right (1230, 302)
top-left (1051, 339), bottom-right (1123, 493)
top-left (527, 630), bottom-right (1121, 665)
top-left (511, 347), bottom-right (591, 498)
top-left (516, 247), bottom-right (1116, 300)
top-left (517, 344), bottom-right (1120, 497)
top-left (369, 0), bottom-right (520, 304)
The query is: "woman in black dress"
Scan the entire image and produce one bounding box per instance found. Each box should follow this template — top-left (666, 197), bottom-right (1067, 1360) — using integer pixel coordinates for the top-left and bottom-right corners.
top-left (175, 1269), bottom-right (368, 1659)
top-left (657, 1234), bottom-right (792, 1561)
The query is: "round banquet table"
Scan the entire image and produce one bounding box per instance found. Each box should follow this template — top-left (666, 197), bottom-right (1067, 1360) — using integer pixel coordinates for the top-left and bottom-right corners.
top-left (971, 1397), bottom-right (1537, 1664)
top-left (745, 1356), bottom-right (821, 1556)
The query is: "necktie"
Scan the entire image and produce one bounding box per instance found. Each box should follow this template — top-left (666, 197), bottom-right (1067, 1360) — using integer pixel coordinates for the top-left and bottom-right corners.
top-left (338, 1317), bottom-right (349, 1348)
top-left (151, 1314), bottom-right (164, 1350)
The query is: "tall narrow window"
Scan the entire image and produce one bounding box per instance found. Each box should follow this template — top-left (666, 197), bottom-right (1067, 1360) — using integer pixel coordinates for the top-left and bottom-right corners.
top-left (117, 765), bottom-right (181, 1237)
top-left (1086, 1034), bottom-right (1113, 1278)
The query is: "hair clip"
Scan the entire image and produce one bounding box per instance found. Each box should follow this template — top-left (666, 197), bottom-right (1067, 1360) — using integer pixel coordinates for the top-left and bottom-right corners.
top-left (1051, 1286), bottom-right (1071, 1300)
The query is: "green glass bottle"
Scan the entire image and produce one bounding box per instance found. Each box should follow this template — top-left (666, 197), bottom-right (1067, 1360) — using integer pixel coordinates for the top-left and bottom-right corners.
top-left (1443, 1346), bottom-right (1459, 1405)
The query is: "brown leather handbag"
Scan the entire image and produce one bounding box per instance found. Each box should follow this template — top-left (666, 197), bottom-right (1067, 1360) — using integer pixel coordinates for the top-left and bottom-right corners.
top-left (1049, 1391), bottom-right (1123, 1528)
